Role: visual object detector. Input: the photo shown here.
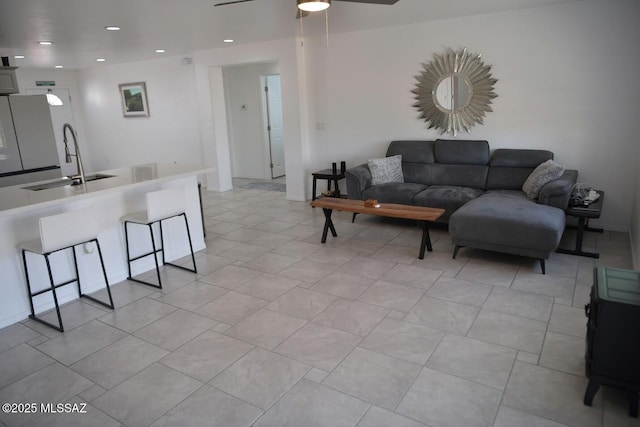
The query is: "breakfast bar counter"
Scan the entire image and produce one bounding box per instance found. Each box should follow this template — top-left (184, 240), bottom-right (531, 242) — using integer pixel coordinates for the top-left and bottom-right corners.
top-left (0, 163), bottom-right (212, 329)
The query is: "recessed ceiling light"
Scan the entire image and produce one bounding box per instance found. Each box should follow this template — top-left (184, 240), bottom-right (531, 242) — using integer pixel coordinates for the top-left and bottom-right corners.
top-left (55, 65), bottom-right (63, 68)
top-left (38, 41), bottom-right (54, 45)
top-left (96, 58), bottom-right (106, 62)
top-left (155, 49), bottom-right (166, 53)
top-left (223, 39), bottom-right (234, 43)
top-left (14, 55), bottom-right (25, 59)
top-left (105, 26), bottom-right (121, 31)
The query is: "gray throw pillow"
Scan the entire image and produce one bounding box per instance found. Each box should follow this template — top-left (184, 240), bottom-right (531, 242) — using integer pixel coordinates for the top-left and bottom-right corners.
top-left (522, 159), bottom-right (566, 200)
top-left (368, 155), bottom-right (404, 185)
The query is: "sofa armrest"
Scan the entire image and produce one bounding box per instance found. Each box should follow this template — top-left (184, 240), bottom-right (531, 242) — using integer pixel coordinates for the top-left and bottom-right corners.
top-left (345, 163), bottom-right (372, 200)
top-left (537, 169), bottom-right (578, 209)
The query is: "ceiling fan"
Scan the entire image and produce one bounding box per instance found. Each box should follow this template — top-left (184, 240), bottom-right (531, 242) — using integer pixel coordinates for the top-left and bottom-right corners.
top-left (214, 0), bottom-right (399, 19)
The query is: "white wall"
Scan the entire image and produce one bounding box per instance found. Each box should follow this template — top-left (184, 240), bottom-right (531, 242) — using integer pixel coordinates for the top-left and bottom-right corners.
top-left (76, 55), bottom-right (202, 172)
top-left (301, 0), bottom-right (640, 231)
top-left (223, 62), bottom-right (279, 179)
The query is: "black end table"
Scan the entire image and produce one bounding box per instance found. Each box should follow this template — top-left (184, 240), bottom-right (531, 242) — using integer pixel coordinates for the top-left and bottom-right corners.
top-left (556, 190), bottom-right (604, 258)
top-left (312, 168), bottom-right (345, 201)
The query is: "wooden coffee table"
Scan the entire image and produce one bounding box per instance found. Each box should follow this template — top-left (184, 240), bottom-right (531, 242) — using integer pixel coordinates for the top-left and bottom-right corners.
top-left (310, 198), bottom-right (445, 259)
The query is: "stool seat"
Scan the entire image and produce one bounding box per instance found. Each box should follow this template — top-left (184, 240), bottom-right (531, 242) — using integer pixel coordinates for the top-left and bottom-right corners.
top-left (17, 238), bottom-right (49, 255)
top-left (19, 207), bottom-right (115, 332)
top-left (121, 211), bottom-right (155, 225)
top-left (122, 187), bottom-right (197, 289)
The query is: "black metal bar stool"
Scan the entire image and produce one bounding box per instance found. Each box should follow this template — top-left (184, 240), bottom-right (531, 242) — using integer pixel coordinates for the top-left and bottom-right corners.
top-left (18, 208), bottom-right (115, 332)
top-left (122, 187), bottom-right (197, 289)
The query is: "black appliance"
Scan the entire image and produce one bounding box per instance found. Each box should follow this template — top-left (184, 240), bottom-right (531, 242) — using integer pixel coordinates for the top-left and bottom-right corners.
top-left (584, 267), bottom-right (640, 417)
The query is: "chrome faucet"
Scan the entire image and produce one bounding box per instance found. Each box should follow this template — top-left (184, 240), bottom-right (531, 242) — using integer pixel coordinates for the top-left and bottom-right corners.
top-left (62, 123), bottom-right (86, 185)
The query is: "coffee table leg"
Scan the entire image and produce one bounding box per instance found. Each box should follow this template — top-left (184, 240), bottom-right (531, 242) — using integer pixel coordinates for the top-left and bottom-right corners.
top-left (321, 208), bottom-right (337, 243)
top-left (419, 221), bottom-right (433, 259)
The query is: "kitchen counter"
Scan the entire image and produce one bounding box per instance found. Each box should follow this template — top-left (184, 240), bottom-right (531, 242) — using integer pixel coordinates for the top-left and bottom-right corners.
top-left (0, 163), bottom-right (212, 216)
top-left (0, 163), bottom-right (212, 329)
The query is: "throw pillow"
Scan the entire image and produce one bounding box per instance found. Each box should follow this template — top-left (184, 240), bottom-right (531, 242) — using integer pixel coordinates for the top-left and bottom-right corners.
top-left (522, 159), bottom-right (566, 200)
top-left (368, 155), bottom-right (404, 185)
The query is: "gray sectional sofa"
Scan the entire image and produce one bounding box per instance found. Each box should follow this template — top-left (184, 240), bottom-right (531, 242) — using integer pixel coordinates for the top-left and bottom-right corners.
top-left (345, 140), bottom-right (578, 273)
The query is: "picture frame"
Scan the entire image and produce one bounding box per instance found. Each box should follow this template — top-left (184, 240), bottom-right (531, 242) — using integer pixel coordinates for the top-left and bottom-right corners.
top-left (119, 82), bottom-right (149, 117)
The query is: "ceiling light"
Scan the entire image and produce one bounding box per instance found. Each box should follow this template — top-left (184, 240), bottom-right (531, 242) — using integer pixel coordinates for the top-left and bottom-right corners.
top-left (55, 65), bottom-right (63, 69)
top-left (38, 41), bottom-right (53, 45)
top-left (155, 49), bottom-right (166, 53)
top-left (14, 55), bottom-right (25, 59)
top-left (96, 58), bottom-right (106, 62)
top-left (223, 39), bottom-right (234, 43)
top-left (297, 0), bottom-right (331, 12)
top-left (105, 26), bottom-right (121, 31)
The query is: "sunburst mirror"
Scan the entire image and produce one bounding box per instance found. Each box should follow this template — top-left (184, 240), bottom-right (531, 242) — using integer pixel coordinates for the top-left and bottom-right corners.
top-left (412, 48), bottom-right (497, 136)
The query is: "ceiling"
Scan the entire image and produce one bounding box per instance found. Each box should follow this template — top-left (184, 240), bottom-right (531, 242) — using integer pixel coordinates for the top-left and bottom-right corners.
top-left (0, 0), bottom-right (583, 70)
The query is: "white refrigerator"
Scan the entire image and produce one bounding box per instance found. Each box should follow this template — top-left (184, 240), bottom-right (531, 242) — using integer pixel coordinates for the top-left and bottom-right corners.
top-left (0, 95), bottom-right (61, 186)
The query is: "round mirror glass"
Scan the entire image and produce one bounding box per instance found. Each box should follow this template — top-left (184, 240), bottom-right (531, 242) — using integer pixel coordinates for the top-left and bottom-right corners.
top-left (434, 75), bottom-right (471, 112)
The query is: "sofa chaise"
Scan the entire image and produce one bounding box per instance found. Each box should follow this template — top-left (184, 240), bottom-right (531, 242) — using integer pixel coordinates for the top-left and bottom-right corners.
top-left (345, 140), bottom-right (578, 273)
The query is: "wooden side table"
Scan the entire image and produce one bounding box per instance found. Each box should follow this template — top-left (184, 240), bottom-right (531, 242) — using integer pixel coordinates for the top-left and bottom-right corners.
top-left (312, 168), bottom-right (345, 201)
top-left (556, 190), bottom-right (604, 258)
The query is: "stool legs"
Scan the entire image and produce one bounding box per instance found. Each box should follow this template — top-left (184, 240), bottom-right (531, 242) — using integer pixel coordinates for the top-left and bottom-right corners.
top-left (124, 220), bottom-right (163, 289)
top-left (124, 213), bottom-right (197, 289)
top-left (161, 214), bottom-right (198, 275)
top-left (22, 239), bottom-right (114, 333)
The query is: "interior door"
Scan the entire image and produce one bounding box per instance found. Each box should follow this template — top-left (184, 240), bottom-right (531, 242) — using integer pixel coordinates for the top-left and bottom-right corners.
top-left (264, 75), bottom-right (285, 179)
top-left (25, 88), bottom-right (77, 176)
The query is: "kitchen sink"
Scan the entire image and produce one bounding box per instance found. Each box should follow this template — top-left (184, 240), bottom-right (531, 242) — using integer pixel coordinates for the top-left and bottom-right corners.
top-left (22, 174), bottom-right (116, 191)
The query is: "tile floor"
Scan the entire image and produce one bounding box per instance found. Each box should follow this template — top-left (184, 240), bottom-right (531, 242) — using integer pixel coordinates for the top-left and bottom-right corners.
top-left (0, 181), bottom-right (637, 427)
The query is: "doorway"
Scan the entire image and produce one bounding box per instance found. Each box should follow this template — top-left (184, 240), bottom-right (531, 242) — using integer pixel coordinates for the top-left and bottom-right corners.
top-left (222, 62), bottom-right (284, 182)
top-left (262, 74), bottom-right (285, 179)
top-left (25, 87), bottom-right (78, 177)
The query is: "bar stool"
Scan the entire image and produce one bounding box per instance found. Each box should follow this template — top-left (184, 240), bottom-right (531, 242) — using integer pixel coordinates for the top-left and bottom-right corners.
top-left (122, 187), bottom-right (197, 289)
top-left (18, 208), bottom-right (115, 332)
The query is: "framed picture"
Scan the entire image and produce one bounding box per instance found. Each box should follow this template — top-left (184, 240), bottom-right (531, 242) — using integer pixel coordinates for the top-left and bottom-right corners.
top-left (119, 82), bottom-right (149, 117)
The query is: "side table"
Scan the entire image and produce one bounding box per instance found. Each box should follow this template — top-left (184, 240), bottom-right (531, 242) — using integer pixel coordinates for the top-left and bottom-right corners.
top-left (312, 168), bottom-right (345, 201)
top-left (556, 190), bottom-right (604, 258)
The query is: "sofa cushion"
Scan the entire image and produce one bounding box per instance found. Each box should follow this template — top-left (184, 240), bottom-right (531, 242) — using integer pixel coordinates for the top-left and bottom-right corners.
top-left (429, 164), bottom-right (489, 189)
top-left (413, 185), bottom-right (484, 219)
top-left (449, 191), bottom-right (565, 259)
top-left (362, 182), bottom-right (427, 205)
top-left (387, 141), bottom-right (435, 164)
top-left (387, 141), bottom-right (435, 186)
top-left (487, 149), bottom-right (554, 190)
top-left (490, 149), bottom-right (554, 168)
top-left (522, 159), bottom-right (566, 200)
top-left (435, 139), bottom-right (490, 165)
top-left (368, 155), bottom-right (404, 185)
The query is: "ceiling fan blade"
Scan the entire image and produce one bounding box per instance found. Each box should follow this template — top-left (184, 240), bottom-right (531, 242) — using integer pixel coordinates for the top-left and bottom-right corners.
top-left (214, 0), bottom-right (255, 6)
top-left (335, 0), bottom-right (399, 4)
